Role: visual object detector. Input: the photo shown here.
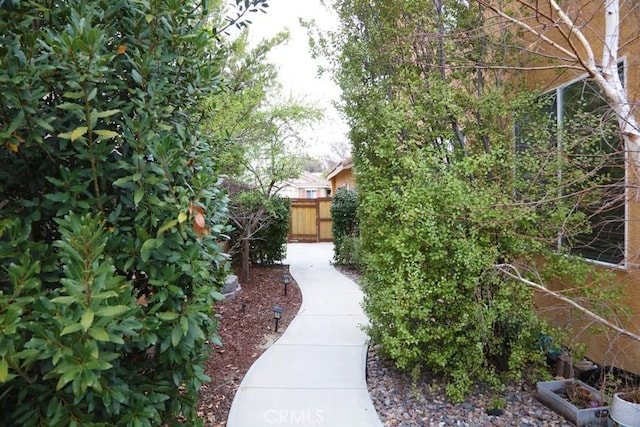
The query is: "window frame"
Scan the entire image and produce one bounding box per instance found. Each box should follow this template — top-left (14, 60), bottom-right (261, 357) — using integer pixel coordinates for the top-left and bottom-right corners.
top-left (539, 62), bottom-right (628, 268)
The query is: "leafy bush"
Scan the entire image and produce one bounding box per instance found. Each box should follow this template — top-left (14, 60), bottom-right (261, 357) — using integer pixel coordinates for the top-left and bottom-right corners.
top-left (331, 188), bottom-right (359, 264)
top-left (251, 195), bottom-right (291, 265)
top-left (326, 0), bottom-right (625, 403)
top-left (0, 1), bottom-right (233, 425)
top-left (358, 151), bottom-right (556, 401)
top-left (226, 186), bottom-right (291, 269)
top-left (334, 235), bottom-right (363, 268)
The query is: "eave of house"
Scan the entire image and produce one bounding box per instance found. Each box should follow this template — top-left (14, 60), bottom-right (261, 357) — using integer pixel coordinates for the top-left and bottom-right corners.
top-left (326, 158), bottom-right (354, 181)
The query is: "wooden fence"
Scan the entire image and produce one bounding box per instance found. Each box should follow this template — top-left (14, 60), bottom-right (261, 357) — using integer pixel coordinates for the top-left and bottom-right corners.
top-left (288, 198), bottom-right (333, 242)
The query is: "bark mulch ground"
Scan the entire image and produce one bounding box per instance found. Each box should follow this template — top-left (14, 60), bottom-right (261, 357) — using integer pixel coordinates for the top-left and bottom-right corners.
top-left (198, 264), bottom-right (302, 427)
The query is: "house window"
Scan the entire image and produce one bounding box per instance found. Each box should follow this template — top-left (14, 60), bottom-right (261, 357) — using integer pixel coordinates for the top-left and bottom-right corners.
top-left (517, 67), bottom-right (626, 265)
top-left (306, 189), bottom-right (317, 199)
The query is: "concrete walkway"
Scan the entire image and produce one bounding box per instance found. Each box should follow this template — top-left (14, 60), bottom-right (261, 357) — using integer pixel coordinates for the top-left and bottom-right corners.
top-left (226, 243), bottom-right (382, 427)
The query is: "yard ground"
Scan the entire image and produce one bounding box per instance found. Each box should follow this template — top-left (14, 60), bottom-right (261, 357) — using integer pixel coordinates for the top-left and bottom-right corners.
top-left (198, 264), bottom-right (302, 426)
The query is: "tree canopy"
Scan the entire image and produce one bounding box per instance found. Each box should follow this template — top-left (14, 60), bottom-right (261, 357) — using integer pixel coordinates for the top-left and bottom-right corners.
top-left (201, 28), bottom-right (322, 281)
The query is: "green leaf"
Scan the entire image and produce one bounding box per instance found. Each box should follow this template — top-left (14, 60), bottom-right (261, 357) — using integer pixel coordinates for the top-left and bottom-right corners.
top-left (0, 358), bottom-right (8, 383)
top-left (156, 311), bottom-right (179, 321)
top-left (210, 290), bottom-right (224, 301)
top-left (86, 359), bottom-right (113, 371)
top-left (88, 327), bottom-right (110, 342)
top-left (134, 188), bottom-right (144, 206)
top-left (112, 176), bottom-right (133, 187)
top-left (51, 296), bottom-right (78, 305)
top-left (158, 219), bottom-right (177, 235)
top-left (81, 309), bottom-right (94, 330)
top-left (61, 323), bottom-right (83, 336)
top-left (131, 69), bottom-right (143, 85)
top-left (63, 91), bottom-right (85, 99)
top-left (70, 126), bottom-right (88, 141)
top-left (87, 87), bottom-right (98, 101)
top-left (94, 129), bottom-right (119, 139)
top-left (210, 335), bottom-right (222, 346)
top-left (1, 110), bottom-right (24, 137)
top-left (92, 109), bottom-right (120, 119)
top-left (180, 316), bottom-right (188, 335)
top-left (56, 102), bottom-right (82, 111)
top-left (92, 291), bottom-right (119, 301)
top-left (44, 192), bottom-right (69, 203)
top-left (171, 326), bottom-right (182, 347)
top-left (95, 305), bottom-right (129, 317)
top-left (108, 334), bottom-right (125, 345)
top-left (34, 117), bottom-right (55, 132)
top-left (56, 368), bottom-right (79, 391)
top-left (140, 238), bottom-right (156, 262)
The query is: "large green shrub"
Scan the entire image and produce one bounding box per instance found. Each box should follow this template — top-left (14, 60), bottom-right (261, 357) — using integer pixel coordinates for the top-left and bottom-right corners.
top-left (326, 0), bottom-right (593, 401)
top-left (330, 188), bottom-right (359, 265)
top-left (358, 149), bottom-right (556, 401)
top-left (250, 195), bottom-right (291, 265)
top-left (0, 1), bottom-right (237, 424)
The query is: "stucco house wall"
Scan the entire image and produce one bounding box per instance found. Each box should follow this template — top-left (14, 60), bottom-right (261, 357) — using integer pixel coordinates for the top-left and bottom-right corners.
top-left (509, 0), bottom-right (640, 373)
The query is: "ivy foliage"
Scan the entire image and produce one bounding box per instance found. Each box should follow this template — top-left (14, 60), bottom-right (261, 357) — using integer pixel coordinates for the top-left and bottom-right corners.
top-left (0, 0), bottom-right (258, 424)
top-left (324, 0), bottom-right (622, 401)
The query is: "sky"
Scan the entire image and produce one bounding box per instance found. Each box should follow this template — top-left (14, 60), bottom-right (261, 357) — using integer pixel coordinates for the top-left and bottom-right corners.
top-left (244, 0), bottom-right (349, 160)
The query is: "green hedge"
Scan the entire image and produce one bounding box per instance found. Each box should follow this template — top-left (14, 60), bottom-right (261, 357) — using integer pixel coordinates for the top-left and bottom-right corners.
top-left (0, 1), bottom-right (230, 425)
top-left (331, 188), bottom-right (359, 265)
top-left (358, 151), bottom-right (554, 401)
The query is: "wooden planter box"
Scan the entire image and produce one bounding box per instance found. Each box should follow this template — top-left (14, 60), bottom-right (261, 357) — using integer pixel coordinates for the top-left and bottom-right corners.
top-left (537, 379), bottom-right (611, 426)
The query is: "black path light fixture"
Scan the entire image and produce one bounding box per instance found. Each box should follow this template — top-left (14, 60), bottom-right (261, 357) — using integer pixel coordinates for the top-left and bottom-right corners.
top-left (281, 274), bottom-right (291, 296)
top-left (272, 306), bottom-right (283, 332)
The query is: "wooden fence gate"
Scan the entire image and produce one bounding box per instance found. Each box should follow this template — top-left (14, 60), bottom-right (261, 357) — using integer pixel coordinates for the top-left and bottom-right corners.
top-left (288, 198), bottom-right (333, 242)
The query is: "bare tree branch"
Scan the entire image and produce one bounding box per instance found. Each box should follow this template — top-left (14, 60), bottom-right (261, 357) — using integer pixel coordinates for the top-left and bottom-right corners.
top-left (495, 263), bottom-right (640, 343)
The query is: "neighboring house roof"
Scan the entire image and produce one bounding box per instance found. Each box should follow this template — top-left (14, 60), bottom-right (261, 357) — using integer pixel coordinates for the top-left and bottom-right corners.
top-left (326, 157), bottom-right (354, 181)
top-left (281, 171), bottom-right (330, 191)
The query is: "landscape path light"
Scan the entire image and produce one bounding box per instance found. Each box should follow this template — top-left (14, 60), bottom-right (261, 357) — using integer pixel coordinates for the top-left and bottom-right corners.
top-left (281, 274), bottom-right (291, 296)
top-left (272, 306), bottom-right (283, 333)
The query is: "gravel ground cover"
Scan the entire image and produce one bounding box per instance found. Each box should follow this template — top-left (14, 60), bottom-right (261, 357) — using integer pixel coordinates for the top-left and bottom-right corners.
top-left (367, 343), bottom-right (573, 427)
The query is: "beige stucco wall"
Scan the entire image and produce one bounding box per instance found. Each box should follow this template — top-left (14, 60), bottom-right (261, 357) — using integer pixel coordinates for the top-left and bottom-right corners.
top-left (512, 0), bottom-right (640, 373)
top-left (330, 168), bottom-right (356, 195)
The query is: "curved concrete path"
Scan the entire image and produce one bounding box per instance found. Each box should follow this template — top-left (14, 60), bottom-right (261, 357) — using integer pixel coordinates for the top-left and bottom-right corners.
top-left (226, 243), bottom-right (382, 427)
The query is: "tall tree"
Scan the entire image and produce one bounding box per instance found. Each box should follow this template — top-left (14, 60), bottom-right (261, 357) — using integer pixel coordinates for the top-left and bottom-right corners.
top-left (202, 29), bottom-right (321, 281)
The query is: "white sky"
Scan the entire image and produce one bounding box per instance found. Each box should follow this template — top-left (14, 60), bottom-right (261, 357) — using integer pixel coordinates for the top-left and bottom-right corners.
top-left (245, 0), bottom-right (349, 160)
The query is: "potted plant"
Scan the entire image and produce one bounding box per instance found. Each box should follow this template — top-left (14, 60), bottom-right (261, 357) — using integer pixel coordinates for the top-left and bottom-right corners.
top-left (537, 378), bottom-right (610, 426)
top-left (611, 389), bottom-right (640, 427)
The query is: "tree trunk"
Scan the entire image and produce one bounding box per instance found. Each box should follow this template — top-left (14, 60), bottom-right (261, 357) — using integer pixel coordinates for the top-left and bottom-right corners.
top-left (241, 230), bottom-right (251, 283)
